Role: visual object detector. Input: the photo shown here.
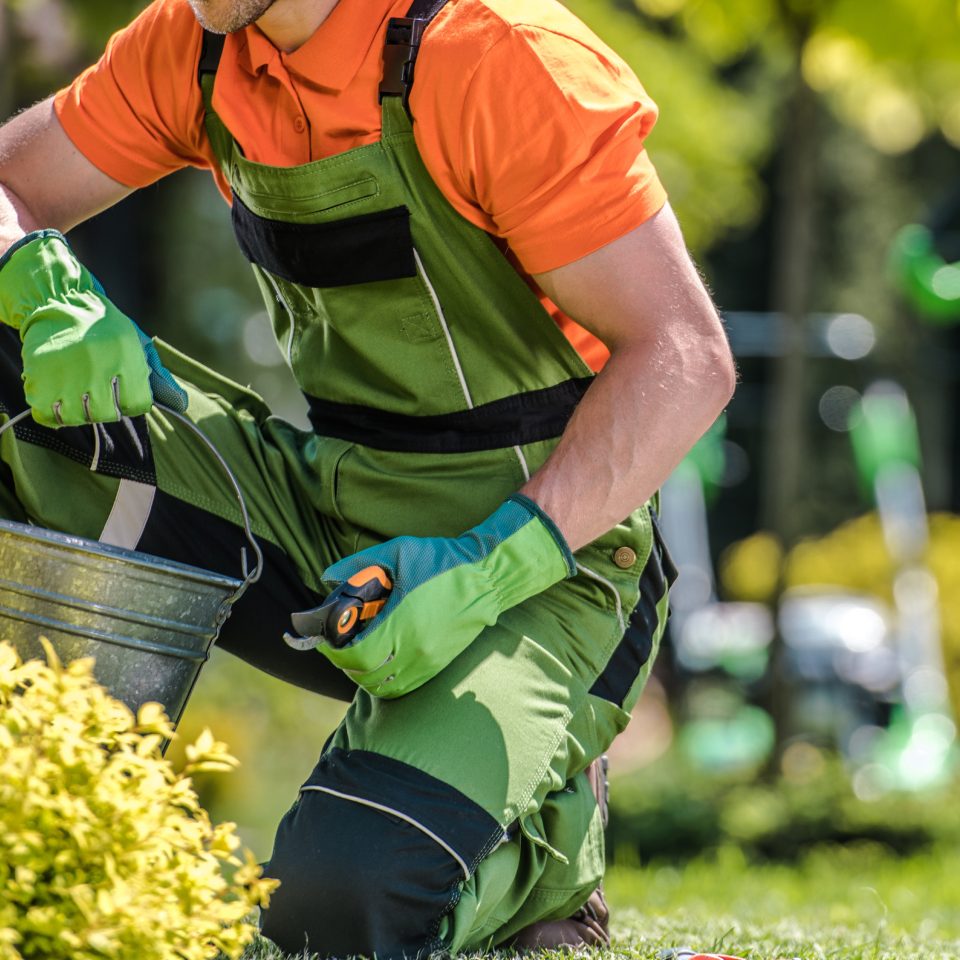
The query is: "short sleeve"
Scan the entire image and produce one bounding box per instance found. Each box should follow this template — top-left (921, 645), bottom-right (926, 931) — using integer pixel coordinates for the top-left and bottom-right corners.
top-left (53, 0), bottom-right (215, 189)
top-left (412, 16), bottom-right (667, 275)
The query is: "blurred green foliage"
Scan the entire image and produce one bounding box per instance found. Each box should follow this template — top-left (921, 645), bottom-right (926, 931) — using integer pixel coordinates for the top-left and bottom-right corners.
top-left (621, 0), bottom-right (960, 155)
top-left (721, 511), bottom-right (960, 722)
top-left (606, 749), bottom-right (960, 864)
top-left (566, 0), bottom-right (780, 252)
top-left (0, 1), bottom-right (145, 111)
top-left (566, 0), bottom-right (960, 255)
top-left (806, 0), bottom-right (960, 153)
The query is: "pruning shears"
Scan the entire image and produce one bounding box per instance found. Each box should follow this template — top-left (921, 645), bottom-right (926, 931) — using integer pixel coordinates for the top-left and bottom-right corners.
top-left (284, 565), bottom-right (393, 651)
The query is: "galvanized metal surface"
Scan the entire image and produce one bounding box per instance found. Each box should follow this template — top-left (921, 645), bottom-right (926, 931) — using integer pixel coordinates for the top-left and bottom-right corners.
top-left (0, 407), bottom-right (259, 725)
top-left (0, 519), bottom-right (241, 723)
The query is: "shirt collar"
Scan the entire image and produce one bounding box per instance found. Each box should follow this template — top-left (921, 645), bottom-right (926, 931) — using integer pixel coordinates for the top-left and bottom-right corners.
top-left (236, 0), bottom-right (402, 92)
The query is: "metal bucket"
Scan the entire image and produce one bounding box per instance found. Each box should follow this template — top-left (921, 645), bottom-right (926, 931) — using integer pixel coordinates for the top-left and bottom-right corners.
top-left (0, 406), bottom-right (262, 724)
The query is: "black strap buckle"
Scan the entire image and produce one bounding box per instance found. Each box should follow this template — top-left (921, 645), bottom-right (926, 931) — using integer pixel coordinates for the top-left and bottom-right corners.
top-left (378, 17), bottom-right (429, 106)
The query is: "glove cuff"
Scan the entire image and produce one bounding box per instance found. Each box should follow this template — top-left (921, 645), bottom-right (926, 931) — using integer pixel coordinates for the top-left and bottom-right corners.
top-left (506, 493), bottom-right (577, 578)
top-left (0, 230), bottom-right (75, 331)
top-left (0, 229), bottom-right (69, 274)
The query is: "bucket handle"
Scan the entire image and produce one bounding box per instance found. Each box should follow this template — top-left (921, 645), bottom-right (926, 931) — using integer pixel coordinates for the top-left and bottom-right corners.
top-left (0, 406), bottom-right (263, 606)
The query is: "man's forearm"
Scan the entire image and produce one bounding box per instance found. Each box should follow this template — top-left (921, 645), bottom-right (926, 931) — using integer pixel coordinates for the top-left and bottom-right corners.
top-left (522, 330), bottom-right (734, 552)
top-left (0, 98), bottom-right (133, 259)
top-left (523, 203), bottom-right (736, 552)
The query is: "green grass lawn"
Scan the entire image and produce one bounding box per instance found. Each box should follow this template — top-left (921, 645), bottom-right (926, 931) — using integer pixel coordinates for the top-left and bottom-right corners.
top-left (602, 842), bottom-right (960, 959)
top-left (242, 841), bottom-right (960, 959)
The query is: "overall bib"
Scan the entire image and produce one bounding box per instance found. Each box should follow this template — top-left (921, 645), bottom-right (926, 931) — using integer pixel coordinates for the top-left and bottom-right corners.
top-left (0, 0), bottom-right (675, 954)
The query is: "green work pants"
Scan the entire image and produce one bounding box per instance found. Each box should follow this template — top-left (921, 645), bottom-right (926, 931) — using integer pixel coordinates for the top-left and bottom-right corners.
top-left (0, 331), bottom-right (673, 955)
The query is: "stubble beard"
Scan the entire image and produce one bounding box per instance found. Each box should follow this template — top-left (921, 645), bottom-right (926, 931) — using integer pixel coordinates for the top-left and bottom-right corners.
top-left (187, 0), bottom-right (276, 34)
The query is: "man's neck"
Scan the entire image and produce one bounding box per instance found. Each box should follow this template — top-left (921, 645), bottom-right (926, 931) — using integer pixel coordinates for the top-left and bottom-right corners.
top-left (256, 0), bottom-right (340, 52)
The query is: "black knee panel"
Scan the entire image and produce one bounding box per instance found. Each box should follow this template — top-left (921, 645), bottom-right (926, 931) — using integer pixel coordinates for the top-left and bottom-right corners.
top-left (260, 748), bottom-right (504, 959)
top-left (261, 791), bottom-right (460, 958)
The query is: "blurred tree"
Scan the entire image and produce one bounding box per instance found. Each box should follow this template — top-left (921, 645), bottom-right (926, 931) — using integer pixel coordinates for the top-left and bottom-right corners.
top-left (565, 0), bottom-right (960, 541)
top-left (564, 0), bottom-right (782, 254)
top-left (0, 1), bottom-right (124, 108)
top-left (564, 0), bottom-right (960, 758)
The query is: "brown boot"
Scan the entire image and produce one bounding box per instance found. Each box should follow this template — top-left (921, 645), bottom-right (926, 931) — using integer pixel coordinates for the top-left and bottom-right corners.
top-left (508, 886), bottom-right (610, 951)
top-left (507, 757), bottom-right (611, 951)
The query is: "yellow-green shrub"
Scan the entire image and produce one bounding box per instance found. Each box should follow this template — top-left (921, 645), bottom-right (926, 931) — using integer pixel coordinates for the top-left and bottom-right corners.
top-left (0, 639), bottom-right (278, 960)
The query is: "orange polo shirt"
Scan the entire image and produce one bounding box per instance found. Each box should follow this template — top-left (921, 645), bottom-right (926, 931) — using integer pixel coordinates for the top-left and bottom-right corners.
top-left (54, 0), bottom-right (667, 371)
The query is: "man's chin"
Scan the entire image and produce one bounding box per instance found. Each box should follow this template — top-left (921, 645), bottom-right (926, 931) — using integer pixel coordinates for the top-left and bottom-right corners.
top-left (186, 0), bottom-right (275, 34)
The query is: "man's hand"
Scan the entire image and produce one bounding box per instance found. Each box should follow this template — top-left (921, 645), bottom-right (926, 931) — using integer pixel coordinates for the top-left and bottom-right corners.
top-left (290, 495), bottom-right (575, 698)
top-left (0, 230), bottom-right (186, 426)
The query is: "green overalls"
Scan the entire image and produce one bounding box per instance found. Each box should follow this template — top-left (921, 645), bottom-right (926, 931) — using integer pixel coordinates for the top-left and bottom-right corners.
top-left (0, 0), bottom-right (673, 954)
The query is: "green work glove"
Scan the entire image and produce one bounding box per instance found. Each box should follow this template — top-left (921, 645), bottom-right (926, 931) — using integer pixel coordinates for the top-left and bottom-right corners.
top-left (294, 494), bottom-right (576, 698)
top-left (0, 229), bottom-right (187, 427)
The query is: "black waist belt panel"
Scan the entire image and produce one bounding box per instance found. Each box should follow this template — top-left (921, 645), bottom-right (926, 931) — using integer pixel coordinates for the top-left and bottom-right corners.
top-left (307, 377), bottom-right (594, 453)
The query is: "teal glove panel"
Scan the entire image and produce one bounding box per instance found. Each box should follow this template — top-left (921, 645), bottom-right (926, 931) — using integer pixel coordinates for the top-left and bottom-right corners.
top-left (135, 318), bottom-right (189, 413)
top-left (0, 230), bottom-right (186, 425)
top-left (89, 275), bottom-right (188, 414)
top-left (300, 494), bottom-right (576, 698)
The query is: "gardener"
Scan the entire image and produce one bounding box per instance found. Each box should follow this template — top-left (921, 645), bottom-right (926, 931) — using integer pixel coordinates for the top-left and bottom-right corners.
top-left (0, 0), bottom-right (734, 955)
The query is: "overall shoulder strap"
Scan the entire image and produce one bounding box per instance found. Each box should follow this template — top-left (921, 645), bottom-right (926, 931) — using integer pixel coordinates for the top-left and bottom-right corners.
top-left (378, 0), bottom-right (451, 111)
top-left (197, 30), bottom-right (225, 89)
top-left (195, 30), bottom-right (233, 169)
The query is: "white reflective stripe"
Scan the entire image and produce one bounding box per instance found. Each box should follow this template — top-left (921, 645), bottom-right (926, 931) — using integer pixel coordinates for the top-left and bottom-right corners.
top-left (300, 784), bottom-right (471, 881)
top-left (576, 561), bottom-right (625, 634)
top-left (265, 272), bottom-right (297, 368)
top-left (99, 479), bottom-right (156, 550)
top-left (413, 248), bottom-right (475, 409)
top-left (89, 425), bottom-right (101, 473)
top-left (414, 248), bottom-right (534, 480)
top-left (513, 444), bottom-right (531, 482)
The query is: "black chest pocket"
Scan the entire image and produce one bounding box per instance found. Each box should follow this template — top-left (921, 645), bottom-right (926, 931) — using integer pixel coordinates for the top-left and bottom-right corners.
top-left (232, 194), bottom-right (416, 288)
